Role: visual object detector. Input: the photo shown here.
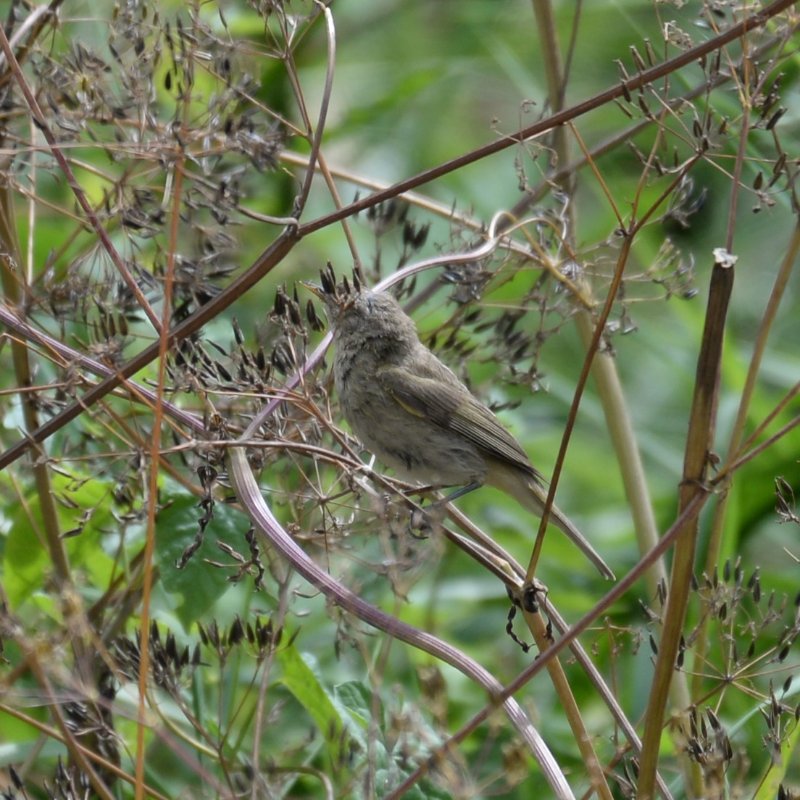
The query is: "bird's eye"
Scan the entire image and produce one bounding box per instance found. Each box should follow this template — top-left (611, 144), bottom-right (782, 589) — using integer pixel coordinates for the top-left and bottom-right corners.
top-left (365, 296), bottom-right (374, 314)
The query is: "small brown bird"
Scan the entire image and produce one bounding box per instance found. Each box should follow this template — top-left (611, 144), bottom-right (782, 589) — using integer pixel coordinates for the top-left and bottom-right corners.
top-left (309, 276), bottom-right (613, 579)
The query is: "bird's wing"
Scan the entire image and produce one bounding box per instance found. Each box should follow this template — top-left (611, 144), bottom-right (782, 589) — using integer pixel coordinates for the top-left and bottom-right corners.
top-left (378, 364), bottom-right (534, 474)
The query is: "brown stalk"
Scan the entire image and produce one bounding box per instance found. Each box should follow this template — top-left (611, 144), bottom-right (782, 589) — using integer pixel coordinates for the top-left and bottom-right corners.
top-left (637, 250), bottom-right (735, 800)
top-left (525, 606), bottom-right (614, 800)
top-left (691, 216), bottom-right (800, 704)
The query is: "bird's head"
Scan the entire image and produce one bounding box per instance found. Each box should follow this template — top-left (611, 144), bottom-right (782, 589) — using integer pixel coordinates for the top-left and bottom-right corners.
top-left (303, 264), bottom-right (415, 343)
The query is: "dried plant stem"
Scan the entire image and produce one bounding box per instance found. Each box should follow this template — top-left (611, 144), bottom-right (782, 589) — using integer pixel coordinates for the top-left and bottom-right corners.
top-left (0, 2), bottom-right (59, 86)
top-left (545, 603), bottom-right (674, 800)
top-left (0, 701), bottom-right (169, 799)
top-left (574, 313), bottom-right (695, 797)
top-left (528, 6), bottom-right (687, 793)
top-left (0, 191), bottom-right (70, 586)
top-left (399, 491), bottom-right (709, 797)
top-left (638, 254), bottom-right (735, 800)
top-left (19, 648), bottom-right (116, 799)
top-left (525, 2), bottom-right (664, 590)
top-left (227, 447), bottom-right (576, 800)
top-left (692, 223), bottom-right (800, 700)
top-left (575, 107), bottom-right (707, 790)
top-left (299, 0), bottom-right (795, 238)
top-left (288, 1), bottom-right (335, 212)
top-left (514, 27), bottom-right (791, 216)
top-left (0, 134), bottom-right (118, 787)
top-left (575, 315), bottom-right (667, 593)
top-left (429, 507), bottom-right (673, 798)
top-left (530, 0), bottom-right (568, 150)
top-left (730, 402), bottom-right (800, 473)
top-left (525, 608), bottom-right (614, 800)
top-left (0, 304), bottom-right (206, 436)
top-left (135, 43), bottom-right (194, 793)
top-left (0, 227), bottom-right (299, 470)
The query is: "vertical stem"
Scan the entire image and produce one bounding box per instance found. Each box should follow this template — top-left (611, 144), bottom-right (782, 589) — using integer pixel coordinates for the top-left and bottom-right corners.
top-left (637, 255), bottom-right (735, 800)
top-left (526, 608), bottom-right (614, 800)
top-left (0, 100), bottom-right (115, 797)
top-left (0, 188), bottom-right (71, 589)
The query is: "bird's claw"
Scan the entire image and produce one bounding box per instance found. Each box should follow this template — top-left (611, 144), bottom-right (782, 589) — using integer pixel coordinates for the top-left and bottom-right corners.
top-left (408, 502), bottom-right (445, 538)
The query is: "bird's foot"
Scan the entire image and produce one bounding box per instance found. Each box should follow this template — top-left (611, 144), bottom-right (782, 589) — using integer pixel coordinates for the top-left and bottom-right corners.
top-left (408, 501), bottom-right (446, 538)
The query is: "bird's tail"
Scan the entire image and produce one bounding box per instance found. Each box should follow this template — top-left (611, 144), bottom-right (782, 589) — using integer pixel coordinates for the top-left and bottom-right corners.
top-left (496, 469), bottom-right (615, 580)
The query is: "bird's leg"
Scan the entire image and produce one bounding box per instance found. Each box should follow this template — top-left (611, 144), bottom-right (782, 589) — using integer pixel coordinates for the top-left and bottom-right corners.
top-left (408, 481), bottom-right (482, 535)
top-left (439, 481), bottom-right (483, 505)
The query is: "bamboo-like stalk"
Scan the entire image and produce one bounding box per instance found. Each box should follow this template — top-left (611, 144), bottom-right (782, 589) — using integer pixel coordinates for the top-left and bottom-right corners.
top-left (692, 208), bottom-right (800, 703)
top-left (637, 252), bottom-right (735, 799)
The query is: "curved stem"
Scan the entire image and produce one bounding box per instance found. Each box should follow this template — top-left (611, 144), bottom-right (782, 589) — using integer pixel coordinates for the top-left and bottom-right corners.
top-left (227, 446), bottom-right (576, 800)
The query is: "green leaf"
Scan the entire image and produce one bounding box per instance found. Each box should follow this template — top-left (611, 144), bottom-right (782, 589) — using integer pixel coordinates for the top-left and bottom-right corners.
top-left (335, 680), bottom-right (375, 732)
top-left (4, 508), bottom-right (50, 607)
top-left (753, 698), bottom-right (800, 800)
top-left (278, 645), bottom-right (349, 765)
top-left (3, 472), bottom-right (116, 608)
top-left (156, 494), bottom-right (251, 627)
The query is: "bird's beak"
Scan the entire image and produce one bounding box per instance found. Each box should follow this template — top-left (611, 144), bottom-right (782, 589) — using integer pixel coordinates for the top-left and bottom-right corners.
top-left (300, 280), bottom-right (325, 300)
top-left (301, 280), bottom-right (356, 316)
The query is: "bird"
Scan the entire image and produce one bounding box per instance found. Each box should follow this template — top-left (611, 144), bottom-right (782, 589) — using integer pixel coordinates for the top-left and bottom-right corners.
top-left (307, 273), bottom-right (613, 580)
